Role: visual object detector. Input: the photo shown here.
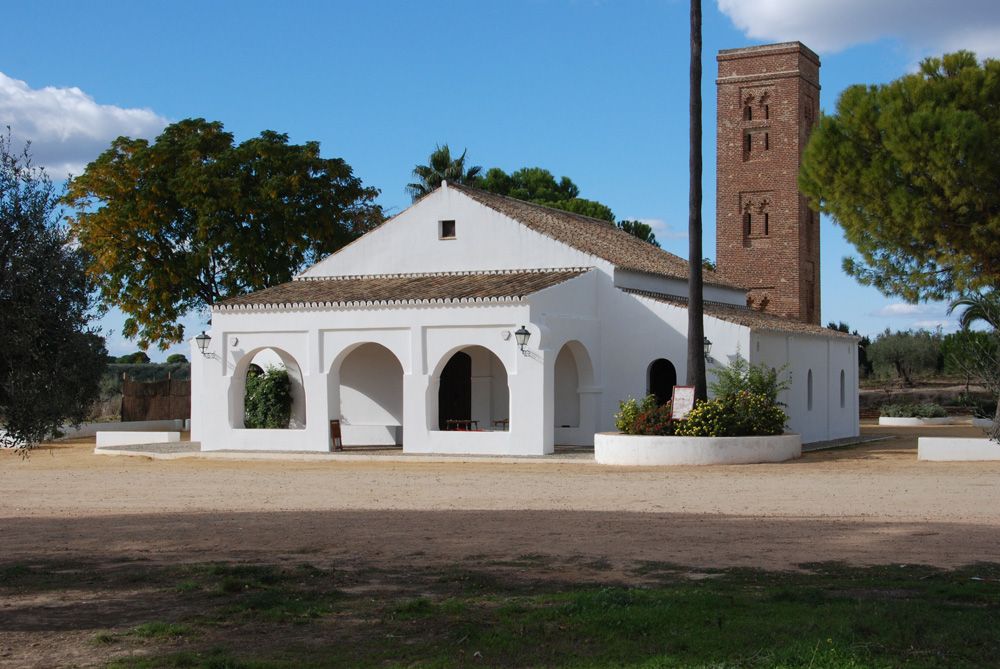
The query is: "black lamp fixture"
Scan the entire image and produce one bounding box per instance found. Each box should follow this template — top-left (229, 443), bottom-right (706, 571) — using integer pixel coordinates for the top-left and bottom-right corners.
top-left (514, 325), bottom-right (531, 353)
top-left (703, 336), bottom-right (713, 359)
top-left (195, 331), bottom-right (212, 356)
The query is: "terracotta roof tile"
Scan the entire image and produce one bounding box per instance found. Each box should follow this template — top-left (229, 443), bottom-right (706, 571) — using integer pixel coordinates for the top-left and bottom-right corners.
top-left (449, 183), bottom-right (741, 289)
top-left (623, 288), bottom-right (858, 339)
top-left (216, 268), bottom-right (589, 311)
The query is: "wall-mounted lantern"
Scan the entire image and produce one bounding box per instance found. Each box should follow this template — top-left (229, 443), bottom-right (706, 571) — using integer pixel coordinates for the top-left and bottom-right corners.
top-left (514, 325), bottom-right (531, 354)
top-left (195, 331), bottom-right (212, 356)
top-left (703, 336), bottom-right (713, 360)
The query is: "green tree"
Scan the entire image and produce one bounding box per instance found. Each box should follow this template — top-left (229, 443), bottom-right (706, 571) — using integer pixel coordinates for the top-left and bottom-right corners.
top-left (117, 351), bottom-right (151, 364)
top-left (800, 51), bottom-right (1000, 301)
top-left (65, 119), bottom-right (383, 350)
top-left (165, 354), bottom-right (188, 364)
top-left (616, 220), bottom-right (660, 247)
top-left (948, 291), bottom-right (1000, 440)
top-left (476, 166), bottom-right (616, 222)
top-left (0, 134), bottom-right (106, 450)
top-left (406, 144), bottom-right (482, 201)
top-left (868, 329), bottom-right (942, 386)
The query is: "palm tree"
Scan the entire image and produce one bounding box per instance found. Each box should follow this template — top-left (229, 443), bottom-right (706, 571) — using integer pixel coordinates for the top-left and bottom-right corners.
top-left (686, 0), bottom-right (707, 401)
top-left (947, 292), bottom-right (1000, 330)
top-left (948, 291), bottom-right (1000, 441)
top-left (406, 144), bottom-right (483, 201)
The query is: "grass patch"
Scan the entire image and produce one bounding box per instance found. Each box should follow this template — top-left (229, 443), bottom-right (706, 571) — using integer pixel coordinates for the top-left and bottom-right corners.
top-left (20, 560), bottom-right (998, 668)
top-left (130, 622), bottom-right (194, 640)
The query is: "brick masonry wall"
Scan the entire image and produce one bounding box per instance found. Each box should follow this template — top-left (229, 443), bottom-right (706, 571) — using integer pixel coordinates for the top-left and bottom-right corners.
top-left (715, 42), bottom-right (821, 325)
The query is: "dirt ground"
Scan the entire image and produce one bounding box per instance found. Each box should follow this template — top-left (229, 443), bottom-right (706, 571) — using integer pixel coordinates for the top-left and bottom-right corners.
top-left (2, 424), bottom-right (999, 667)
top-left (3, 424), bottom-right (999, 570)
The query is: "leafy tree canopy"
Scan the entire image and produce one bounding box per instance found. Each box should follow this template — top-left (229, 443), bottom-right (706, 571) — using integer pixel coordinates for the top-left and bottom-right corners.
top-left (800, 51), bottom-right (1000, 301)
top-left (117, 351), bottom-right (151, 364)
top-left (617, 220), bottom-right (659, 247)
top-left (0, 134), bottom-right (106, 449)
top-left (476, 166), bottom-right (615, 222)
top-left (165, 353), bottom-right (188, 364)
top-left (65, 119), bottom-right (383, 350)
top-left (406, 144), bottom-right (482, 201)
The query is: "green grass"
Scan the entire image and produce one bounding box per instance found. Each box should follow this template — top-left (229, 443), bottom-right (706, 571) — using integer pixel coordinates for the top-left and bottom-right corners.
top-left (3, 558), bottom-right (997, 668)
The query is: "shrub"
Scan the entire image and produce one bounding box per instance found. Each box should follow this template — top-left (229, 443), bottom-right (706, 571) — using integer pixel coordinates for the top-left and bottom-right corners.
top-left (710, 357), bottom-right (790, 405)
top-left (880, 402), bottom-right (947, 418)
top-left (674, 391), bottom-right (787, 437)
top-left (244, 367), bottom-right (292, 429)
top-left (632, 403), bottom-right (676, 436)
top-left (614, 395), bottom-right (657, 434)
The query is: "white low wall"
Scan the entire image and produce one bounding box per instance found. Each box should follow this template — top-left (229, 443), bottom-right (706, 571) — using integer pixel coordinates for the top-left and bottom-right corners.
top-left (96, 431), bottom-right (181, 447)
top-left (594, 432), bottom-right (801, 466)
top-left (342, 425), bottom-right (401, 446)
top-left (61, 419), bottom-right (189, 439)
top-left (972, 418), bottom-right (995, 431)
top-left (918, 437), bottom-right (1000, 461)
top-left (878, 417), bottom-right (955, 427)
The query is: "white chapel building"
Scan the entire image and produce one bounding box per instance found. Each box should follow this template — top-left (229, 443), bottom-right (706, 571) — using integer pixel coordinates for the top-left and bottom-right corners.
top-left (190, 42), bottom-right (859, 456)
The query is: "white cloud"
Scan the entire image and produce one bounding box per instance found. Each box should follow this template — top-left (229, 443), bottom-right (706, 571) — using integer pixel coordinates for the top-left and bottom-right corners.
top-left (912, 319), bottom-right (957, 331)
top-left (636, 217), bottom-right (687, 240)
top-left (870, 303), bottom-right (941, 317)
top-left (717, 0), bottom-right (1000, 58)
top-left (0, 72), bottom-right (168, 178)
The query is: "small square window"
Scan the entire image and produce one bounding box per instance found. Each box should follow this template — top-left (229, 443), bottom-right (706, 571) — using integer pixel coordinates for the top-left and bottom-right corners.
top-left (439, 220), bottom-right (456, 239)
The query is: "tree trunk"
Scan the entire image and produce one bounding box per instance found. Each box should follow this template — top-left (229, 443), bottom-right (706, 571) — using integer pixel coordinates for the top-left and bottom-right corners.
top-left (991, 396), bottom-right (1000, 444)
top-left (686, 0), bottom-right (707, 401)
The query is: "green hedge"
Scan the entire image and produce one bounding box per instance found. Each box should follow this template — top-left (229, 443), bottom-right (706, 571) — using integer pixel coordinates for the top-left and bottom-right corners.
top-left (244, 367), bottom-right (292, 429)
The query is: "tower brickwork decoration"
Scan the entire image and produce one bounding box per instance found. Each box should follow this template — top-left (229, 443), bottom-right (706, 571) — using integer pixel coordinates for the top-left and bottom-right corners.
top-left (715, 42), bottom-right (821, 324)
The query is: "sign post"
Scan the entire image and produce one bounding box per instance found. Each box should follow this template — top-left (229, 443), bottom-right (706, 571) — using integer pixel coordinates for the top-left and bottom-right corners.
top-left (670, 386), bottom-right (696, 420)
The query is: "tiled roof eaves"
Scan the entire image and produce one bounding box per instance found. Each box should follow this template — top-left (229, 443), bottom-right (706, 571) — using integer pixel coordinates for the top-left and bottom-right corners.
top-left (214, 268), bottom-right (590, 312)
top-left (622, 288), bottom-right (858, 339)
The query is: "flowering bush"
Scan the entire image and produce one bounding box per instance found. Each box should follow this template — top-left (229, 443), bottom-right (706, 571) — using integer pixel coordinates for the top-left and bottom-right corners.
top-left (614, 395), bottom-right (658, 434)
top-left (632, 402), bottom-right (677, 436)
top-left (674, 391), bottom-right (786, 437)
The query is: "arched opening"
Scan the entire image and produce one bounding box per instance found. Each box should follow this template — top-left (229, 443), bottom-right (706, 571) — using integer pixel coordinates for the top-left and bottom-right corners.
top-left (647, 359), bottom-right (677, 406)
top-left (839, 369), bottom-right (846, 409)
top-left (807, 369), bottom-right (814, 411)
top-left (231, 347), bottom-right (307, 429)
top-left (743, 105), bottom-right (753, 121)
top-left (435, 346), bottom-right (509, 431)
top-left (554, 344), bottom-right (583, 428)
top-left (333, 343), bottom-right (404, 446)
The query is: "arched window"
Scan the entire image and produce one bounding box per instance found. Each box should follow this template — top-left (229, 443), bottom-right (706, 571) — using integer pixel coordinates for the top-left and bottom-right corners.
top-left (647, 359), bottom-right (677, 406)
top-left (763, 212), bottom-right (770, 236)
top-left (840, 369), bottom-right (846, 409)
top-left (743, 105), bottom-right (753, 121)
top-left (764, 104), bottom-right (770, 119)
top-left (807, 369), bottom-right (814, 411)
top-left (743, 212), bottom-right (752, 237)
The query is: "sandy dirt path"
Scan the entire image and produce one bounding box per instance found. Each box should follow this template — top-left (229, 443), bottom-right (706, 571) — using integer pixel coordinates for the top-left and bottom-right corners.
top-left (1, 425), bottom-right (998, 571)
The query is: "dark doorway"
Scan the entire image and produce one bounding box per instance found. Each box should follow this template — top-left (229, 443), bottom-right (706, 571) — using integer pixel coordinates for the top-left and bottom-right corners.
top-left (438, 351), bottom-right (472, 429)
top-left (647, 358), bottom-right (677, 406)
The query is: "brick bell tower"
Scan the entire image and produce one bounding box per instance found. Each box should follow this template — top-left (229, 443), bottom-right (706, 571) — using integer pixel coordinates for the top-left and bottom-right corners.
top-left (715, 42), bottom-right (821, 324)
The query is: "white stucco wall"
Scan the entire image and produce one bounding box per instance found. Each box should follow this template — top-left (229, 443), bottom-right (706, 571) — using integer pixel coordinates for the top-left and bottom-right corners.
top-left (300, 183), bottom-right (609, 278)
top-left (613, 268), bottom-right (746, 306)
top-left (751, 331), bottom-right (860, 443)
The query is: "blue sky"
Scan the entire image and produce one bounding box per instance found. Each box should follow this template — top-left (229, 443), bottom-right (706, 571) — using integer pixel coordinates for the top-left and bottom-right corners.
top-left (4, 0), bottom-right (999, 360)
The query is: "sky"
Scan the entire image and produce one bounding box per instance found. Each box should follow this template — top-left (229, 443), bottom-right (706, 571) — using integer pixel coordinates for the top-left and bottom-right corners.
top-left (3, 0), bottom-right (999, 360)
